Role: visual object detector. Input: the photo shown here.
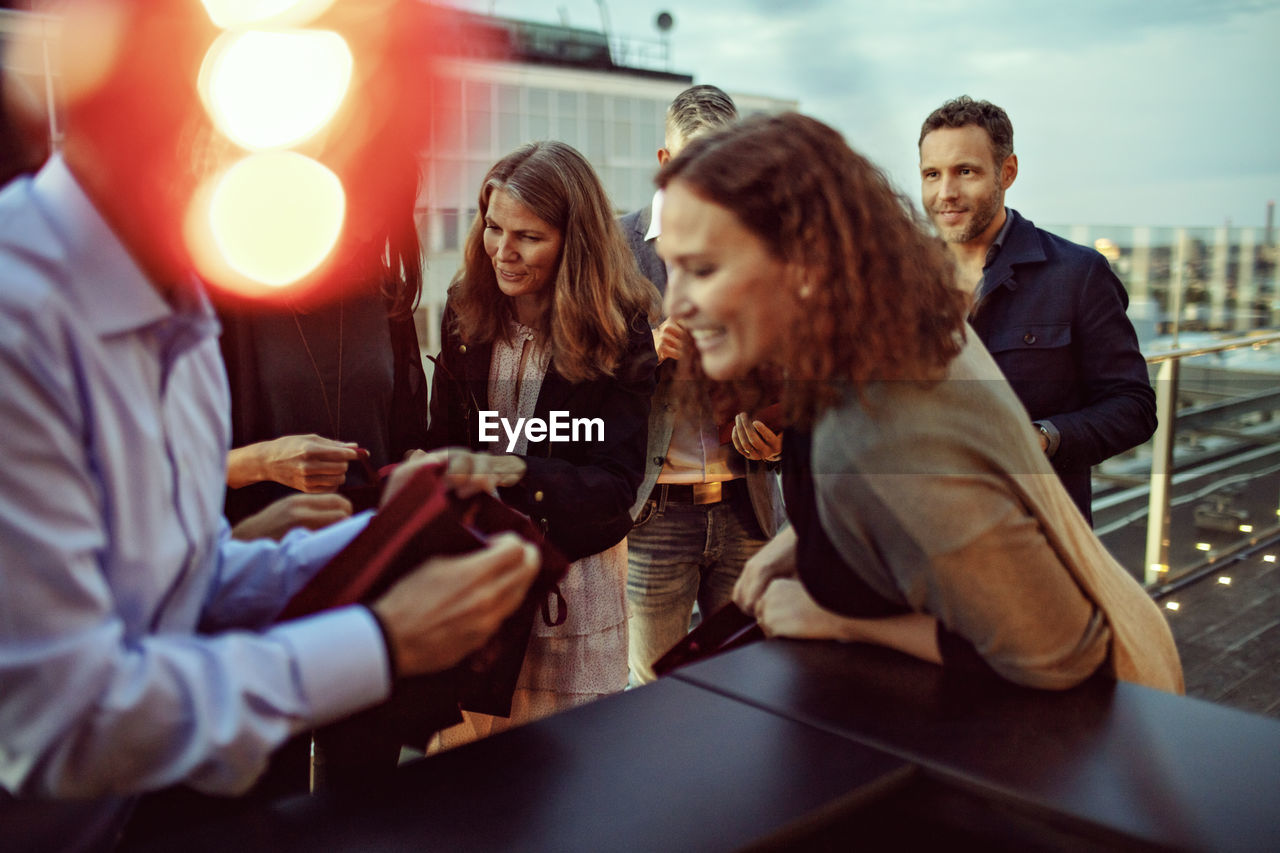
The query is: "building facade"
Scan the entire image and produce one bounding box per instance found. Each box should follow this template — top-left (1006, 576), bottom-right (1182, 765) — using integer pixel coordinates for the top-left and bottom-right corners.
top-left (411, 11), bottom-right (797, 350)
top-left (1042, 219), bottom-right (1280, 344)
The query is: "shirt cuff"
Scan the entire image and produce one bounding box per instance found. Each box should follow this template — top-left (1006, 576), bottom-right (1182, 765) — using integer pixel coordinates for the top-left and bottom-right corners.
top-left (270, 605), bottom-right (391, 728)
top-left (1032, 419), bottom-right (1061, 459)
top-left (278, 510), bottom-right (373, 567)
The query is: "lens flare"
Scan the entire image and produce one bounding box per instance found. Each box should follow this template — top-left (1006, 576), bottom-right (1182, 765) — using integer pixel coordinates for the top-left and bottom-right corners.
top-left (201, 29), bottom-right (352, 150)
top-left (201, 0), bottom-right (337, 29)
top-left (207, 152), bottom-right (345, 287)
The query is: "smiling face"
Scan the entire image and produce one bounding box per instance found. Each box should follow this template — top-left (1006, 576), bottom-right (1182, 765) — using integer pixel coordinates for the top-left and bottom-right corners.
top-left (919, 124), bottom-right (1016, 247)
top-left (657, 179), bottom-right (794, 381)
top-left (483, 186), bottom-right (563, 325)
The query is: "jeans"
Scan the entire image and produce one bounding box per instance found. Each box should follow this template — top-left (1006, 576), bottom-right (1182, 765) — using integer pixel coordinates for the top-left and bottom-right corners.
top-left (626, 486), bottom-right (767, 684)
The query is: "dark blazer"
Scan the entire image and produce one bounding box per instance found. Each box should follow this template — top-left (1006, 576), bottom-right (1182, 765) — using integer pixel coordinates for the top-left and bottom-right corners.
top-left (425, 302), bottom-right (658, 562)
top-left (971, 208), bottom-right (1156, 523)
top-left (618, 204), bottom-right (667, 294)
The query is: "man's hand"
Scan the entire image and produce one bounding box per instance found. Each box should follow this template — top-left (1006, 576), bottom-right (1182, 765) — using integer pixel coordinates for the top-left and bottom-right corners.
top-left (652, 318), bottom-right (688, 363)
top-left (371, 533), bottom-right (541, 676)
top-left (231, 493), bottom-right (353, 541)
top-left (227, 434), bottom-right (365, 492)
top-left (731, 411), bottom-right (783, 462)
top-left (732, 526), bottom-right (798, 613)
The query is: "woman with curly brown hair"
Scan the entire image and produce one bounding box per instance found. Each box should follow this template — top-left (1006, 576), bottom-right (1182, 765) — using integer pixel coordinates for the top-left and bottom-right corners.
top-left (656, 113), bottom-right (1182, 692)
top-left (425, 140), bottom-right (659, 744)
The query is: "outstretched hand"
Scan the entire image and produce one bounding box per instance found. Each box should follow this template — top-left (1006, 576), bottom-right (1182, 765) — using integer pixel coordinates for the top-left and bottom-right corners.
top-left (427, 447), bottom-right (528, 499)
top-left (380, 448), bottom-right (528, 506)
top-left (231, 493), bottom-right (353, 541)
top-left (227, 434), bottom-right (365, 492)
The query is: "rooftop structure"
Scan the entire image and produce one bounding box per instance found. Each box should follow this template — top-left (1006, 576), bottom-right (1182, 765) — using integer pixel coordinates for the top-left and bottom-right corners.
top-left (429, 7), bottom-right (682, 80)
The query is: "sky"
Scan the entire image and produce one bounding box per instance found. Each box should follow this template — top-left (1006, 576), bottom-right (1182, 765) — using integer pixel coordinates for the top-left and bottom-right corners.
top-left (445, 0), bottom-right (1280, 229)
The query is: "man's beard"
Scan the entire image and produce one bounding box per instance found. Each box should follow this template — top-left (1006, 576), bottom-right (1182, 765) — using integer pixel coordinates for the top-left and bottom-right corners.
top-left (939, 182), bottom-right (1003, 245)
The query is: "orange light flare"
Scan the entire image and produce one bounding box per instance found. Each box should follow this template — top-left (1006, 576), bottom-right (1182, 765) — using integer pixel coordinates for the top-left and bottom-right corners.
top-left (187, 1), bottom-right (359, 294)
top-left (186, 0), bottom-right (461, 298)
top-left (187, 151), bottom-right (346, 291)
top-left (199, 28), bottom-right (353, 151)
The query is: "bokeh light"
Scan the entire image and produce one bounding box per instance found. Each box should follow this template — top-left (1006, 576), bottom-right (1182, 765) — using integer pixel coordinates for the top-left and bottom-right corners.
top-left (200, 29), bottom-right (352, 150)
top-left (206, 151), bottom-right (345, 287)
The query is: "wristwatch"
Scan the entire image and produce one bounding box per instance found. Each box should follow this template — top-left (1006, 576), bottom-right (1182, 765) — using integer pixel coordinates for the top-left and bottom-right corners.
top-left (1032, 420), bottom-right (1058, 458)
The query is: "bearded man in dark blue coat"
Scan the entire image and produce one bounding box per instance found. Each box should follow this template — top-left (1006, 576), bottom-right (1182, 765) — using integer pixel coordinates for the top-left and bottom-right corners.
top-left (918, 96), bottom-right (1156, 524)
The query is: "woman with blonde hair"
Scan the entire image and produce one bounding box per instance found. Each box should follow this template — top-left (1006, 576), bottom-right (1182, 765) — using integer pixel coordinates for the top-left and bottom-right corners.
top-left (656, 113), bottom-right (1182, 693)
top-left (426, 140), bottom-right (658, 742)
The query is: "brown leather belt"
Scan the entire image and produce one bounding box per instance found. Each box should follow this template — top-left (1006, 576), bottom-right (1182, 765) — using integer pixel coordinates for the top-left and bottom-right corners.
top-left (657, 478), bottom-right (748, 506)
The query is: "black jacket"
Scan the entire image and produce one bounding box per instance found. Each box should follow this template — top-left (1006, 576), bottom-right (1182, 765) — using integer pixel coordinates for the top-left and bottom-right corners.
top-left (425, 303), bottom-right (657, 561)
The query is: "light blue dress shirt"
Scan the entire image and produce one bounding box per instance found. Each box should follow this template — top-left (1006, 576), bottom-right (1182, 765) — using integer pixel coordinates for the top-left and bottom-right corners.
top-left (0, 157), bottom-right (391, 852)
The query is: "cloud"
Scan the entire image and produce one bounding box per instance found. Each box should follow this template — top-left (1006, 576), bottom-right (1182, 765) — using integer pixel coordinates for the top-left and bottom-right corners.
top-left (445, 0), bottom-right (1280, 225)
top-left (660, 0), bottom-right (1280, 225)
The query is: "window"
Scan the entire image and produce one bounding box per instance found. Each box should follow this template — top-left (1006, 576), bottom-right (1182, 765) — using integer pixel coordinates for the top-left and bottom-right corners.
top-left (497, 84), bottom-right (522, 151)
top-left (586, 119), bottom-right (605, 161)
top-left (440, 208), bottom-right (460, 251)
top-left (528, 88), bottom-right (550, 141)
top-left (555, 90), bottom-right (580, 146)
top-left (465, 81), bottom-right (492, 153)
top-left (431, 76), bottom-right (463, 153)
top-left (443, 157), bottom-right (468, 199)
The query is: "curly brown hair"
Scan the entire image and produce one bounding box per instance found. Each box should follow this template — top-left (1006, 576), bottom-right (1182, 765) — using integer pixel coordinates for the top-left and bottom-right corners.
top-left (656, 112), bottom-right (967, 427)
top-left (450, 141), bottom-right (658, 383)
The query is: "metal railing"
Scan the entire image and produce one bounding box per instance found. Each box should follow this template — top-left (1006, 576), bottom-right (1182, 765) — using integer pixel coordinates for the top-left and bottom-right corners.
top-left (1139, 331), bottom-right (1280, 586)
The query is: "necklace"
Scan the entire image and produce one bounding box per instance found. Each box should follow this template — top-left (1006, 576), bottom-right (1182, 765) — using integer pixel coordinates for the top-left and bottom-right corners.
top-left (290, 296), bottom-right (344, 439)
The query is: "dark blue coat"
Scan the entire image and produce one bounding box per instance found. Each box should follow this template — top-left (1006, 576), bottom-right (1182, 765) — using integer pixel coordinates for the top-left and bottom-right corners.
top-left (970, 208), bottom-right (1156, 523)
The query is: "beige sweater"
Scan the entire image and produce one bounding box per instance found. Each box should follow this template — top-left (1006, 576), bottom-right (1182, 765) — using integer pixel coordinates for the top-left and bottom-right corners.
top-left (811, 330), bottom-right (1183, 693)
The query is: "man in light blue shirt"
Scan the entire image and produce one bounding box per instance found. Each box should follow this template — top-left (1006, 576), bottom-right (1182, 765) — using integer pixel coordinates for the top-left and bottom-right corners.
top-left (0, 4), bottom-right (539, 850)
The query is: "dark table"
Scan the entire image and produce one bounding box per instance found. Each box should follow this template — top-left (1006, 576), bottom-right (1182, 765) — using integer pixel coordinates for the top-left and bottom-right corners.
top-left (674, 639), bottom-right (1280, 852)
top-left (148, 675), bottom-right (910, 853)
top-left (145, 640), bottom-right (1280, 852)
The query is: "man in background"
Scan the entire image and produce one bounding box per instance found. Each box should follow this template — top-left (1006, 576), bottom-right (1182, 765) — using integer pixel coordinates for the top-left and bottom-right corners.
top-left (918, 95), bottom-right (1156, 523)
top-left (621, 84), bottom-right (785, 684)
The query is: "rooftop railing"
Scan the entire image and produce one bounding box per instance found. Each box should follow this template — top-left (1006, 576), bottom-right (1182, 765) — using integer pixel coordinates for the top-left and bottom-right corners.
top-left (1097, 331), bottom-right (1280, 588)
